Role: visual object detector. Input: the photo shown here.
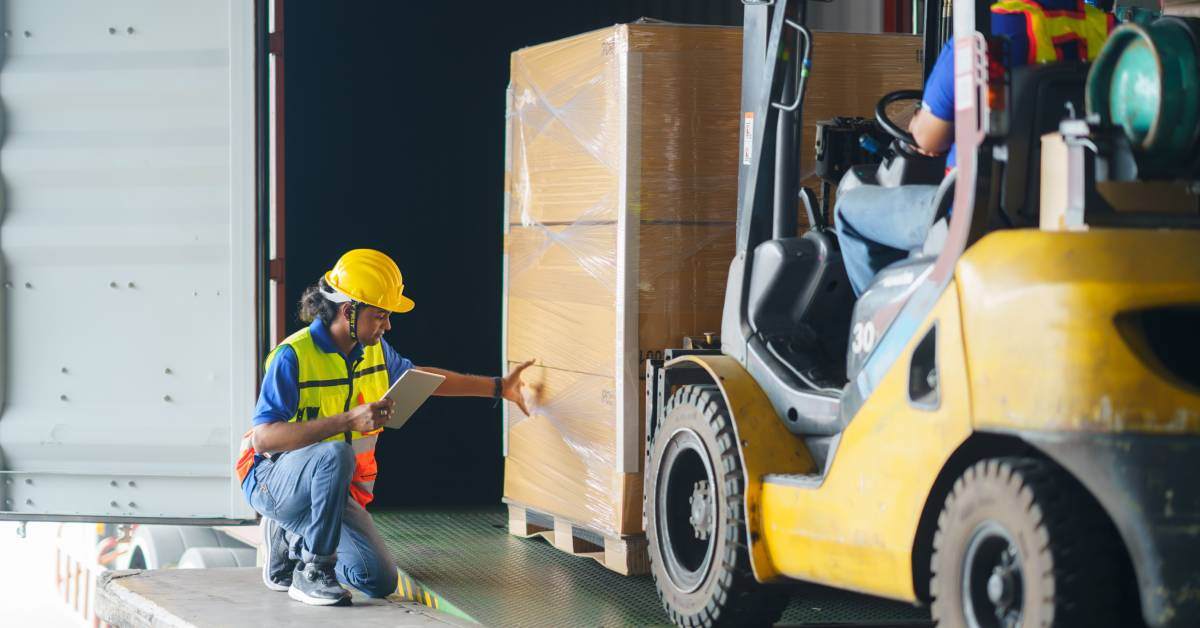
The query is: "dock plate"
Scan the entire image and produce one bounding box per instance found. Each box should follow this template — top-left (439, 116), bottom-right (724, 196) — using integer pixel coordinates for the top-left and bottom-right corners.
top-left (374, 508), bottom-right (932, 627)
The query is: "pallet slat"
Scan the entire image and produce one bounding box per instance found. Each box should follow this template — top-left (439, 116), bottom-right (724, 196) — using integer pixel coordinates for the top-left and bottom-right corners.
top-left (506, 503), bottom-right (649, 576)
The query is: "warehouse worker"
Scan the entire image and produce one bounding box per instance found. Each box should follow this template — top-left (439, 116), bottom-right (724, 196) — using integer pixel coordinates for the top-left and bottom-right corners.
top-left (834, 0), bottom-right (1113, 295)
top-left (235, 249), bottom-right (534, 606)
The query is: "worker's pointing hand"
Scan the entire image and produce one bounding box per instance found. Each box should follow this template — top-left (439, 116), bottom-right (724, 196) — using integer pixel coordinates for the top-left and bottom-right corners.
top-left (346, 398), bottom-right (395, 433)
top-left (502, 359), bottom-right (536, 417)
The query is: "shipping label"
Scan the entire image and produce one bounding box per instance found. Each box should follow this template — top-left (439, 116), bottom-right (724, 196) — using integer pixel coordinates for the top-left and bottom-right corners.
top-left (743, 112), bottom-right (754, 165)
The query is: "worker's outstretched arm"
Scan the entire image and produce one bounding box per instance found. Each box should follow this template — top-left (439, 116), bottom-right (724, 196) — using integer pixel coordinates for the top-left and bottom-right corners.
top-left (251, 399), bottom-right (393, 454)
top-left (420, 359), bottom-right (535, 415)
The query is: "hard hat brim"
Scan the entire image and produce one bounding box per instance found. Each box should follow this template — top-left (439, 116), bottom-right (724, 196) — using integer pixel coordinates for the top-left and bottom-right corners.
top-left (323, 270), bottom-right (415, 314)
top-left (392, 295), bottom-right (415, 314)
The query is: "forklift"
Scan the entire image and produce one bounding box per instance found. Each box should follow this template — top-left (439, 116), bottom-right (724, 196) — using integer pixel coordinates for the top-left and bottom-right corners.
top-left (643, 1), bottom-right (1200, 627)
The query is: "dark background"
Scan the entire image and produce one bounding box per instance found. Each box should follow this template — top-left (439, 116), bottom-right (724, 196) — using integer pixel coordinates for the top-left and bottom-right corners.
top-left (281, 2), bottom-right (742, 509)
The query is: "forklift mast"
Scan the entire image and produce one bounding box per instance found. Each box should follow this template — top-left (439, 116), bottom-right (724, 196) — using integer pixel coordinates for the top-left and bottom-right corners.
top-left (924, 0), bottom-right (952, 77)
top-left (722, 0), bottom-right (802, 362)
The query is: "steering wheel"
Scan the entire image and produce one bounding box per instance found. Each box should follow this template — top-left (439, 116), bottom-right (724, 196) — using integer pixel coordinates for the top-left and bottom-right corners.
top-left (875, 89), bottom-right (924, 150)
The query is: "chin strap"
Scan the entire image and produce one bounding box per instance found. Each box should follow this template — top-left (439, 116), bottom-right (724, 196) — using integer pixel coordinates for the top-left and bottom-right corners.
top-left (347, 302), bottom-right (363, 343)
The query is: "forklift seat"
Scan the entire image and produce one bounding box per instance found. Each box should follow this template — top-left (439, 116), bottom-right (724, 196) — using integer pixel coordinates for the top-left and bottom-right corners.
top-left (1002, 62), bottom-right (1089, 224)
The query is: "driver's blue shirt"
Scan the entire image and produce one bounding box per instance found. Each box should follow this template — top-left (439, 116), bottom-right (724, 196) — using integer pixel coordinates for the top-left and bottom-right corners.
top-left (921, 0), bottom-right (1088, 167)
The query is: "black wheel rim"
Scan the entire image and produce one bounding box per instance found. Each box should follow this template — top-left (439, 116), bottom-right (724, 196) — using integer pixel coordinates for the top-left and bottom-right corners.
top-left (656, 427), bottom-right (717, 594)
top-left (962, 522), bottom-right (1024, 628)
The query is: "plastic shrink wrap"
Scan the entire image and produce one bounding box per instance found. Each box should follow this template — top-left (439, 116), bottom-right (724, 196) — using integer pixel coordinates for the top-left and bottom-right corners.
top-left (501, 23), bottom-right (924, 538)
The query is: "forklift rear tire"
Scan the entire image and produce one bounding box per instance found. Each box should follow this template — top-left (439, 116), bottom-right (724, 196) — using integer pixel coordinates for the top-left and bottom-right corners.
top-left (645, 385), bottom-right (788, 628)
top-left (930, 458), bottom-right (1121, 628)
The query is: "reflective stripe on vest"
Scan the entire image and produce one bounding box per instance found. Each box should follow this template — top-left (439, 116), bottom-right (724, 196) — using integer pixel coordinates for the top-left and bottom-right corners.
top-left (235, 327), bottom-right (389, 507)
top-left (992, 0), bottom-right (1113, 64)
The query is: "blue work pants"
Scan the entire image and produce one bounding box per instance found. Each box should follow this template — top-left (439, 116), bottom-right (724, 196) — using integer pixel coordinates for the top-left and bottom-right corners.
top-left (243, 441), bottom-right (398, 598)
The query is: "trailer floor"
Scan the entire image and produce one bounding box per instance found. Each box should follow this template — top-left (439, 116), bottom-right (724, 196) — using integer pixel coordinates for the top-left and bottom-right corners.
top-left (374, 508), bottom-right (933, 627)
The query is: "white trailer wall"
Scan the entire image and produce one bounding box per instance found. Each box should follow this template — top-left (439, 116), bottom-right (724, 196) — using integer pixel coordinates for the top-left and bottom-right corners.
top-left (0, 0), bottom-right (258, 522)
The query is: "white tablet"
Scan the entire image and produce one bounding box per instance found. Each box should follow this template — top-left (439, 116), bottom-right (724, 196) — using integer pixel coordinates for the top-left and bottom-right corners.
top-left (382, 368), bottom-right (446, 429)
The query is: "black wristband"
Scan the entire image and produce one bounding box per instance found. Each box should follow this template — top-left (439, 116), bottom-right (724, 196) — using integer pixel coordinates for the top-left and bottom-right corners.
top-left (492, 376), bottom-right (503, 399)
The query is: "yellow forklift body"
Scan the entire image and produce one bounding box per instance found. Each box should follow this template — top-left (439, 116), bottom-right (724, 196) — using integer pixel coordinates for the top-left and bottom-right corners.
top-left (678, 228), bottom-right (1200, 605)
top-left (958, 229), bottom-right (1200, 435)
top-left (670, 286), bottom-right (971, 598)
top-left (757, 285), bottom-right (972, 601)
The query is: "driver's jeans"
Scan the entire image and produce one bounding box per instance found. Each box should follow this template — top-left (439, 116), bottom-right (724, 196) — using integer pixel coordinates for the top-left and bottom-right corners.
top-left (833, 183), bottom-right (941, 296)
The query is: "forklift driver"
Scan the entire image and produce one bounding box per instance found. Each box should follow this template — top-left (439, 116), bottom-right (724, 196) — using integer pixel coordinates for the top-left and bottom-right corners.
top-left (834, 0), bottom-right (1114, 295)
top-left (234, 248), bottom-right (534, 606)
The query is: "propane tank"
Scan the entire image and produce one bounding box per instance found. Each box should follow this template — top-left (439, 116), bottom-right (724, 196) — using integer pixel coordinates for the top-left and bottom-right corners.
top-left (1087, 16), bottom-right (1200, 177)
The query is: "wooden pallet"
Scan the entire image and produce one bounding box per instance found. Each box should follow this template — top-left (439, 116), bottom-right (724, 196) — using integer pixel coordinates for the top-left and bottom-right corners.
top-left (505, 503), bottom-right (649, 576)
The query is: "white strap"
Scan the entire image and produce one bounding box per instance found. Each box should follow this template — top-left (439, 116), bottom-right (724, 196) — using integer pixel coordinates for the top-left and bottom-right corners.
top-left (321, 282), bottom-right (353, 304)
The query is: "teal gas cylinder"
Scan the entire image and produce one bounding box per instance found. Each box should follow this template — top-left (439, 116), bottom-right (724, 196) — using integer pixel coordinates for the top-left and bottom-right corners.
top-left (1087, 17), bottom-right (1200, 176)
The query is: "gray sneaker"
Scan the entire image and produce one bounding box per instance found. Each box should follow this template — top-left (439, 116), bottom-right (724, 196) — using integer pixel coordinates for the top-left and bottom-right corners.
top-left (287, 559), bottom-right (350, 606)
top-left (261, 518), bottom-right (296, 592)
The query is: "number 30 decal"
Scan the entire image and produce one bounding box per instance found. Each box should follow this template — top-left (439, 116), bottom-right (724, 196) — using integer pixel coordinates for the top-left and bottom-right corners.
top-left (851, 321), bottom-right (877, 355)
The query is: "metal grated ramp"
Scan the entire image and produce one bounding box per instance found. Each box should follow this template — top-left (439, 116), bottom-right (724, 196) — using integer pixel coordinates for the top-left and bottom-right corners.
top-left (372, 508), bottom-right (931, 627)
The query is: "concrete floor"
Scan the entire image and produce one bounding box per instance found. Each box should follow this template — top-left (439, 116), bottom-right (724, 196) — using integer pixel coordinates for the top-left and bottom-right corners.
top-left (95, 568), bottom-right (470, 628)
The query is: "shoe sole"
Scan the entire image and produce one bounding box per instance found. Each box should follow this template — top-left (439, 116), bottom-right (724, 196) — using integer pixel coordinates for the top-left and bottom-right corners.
top-left (262, 569), bottom-right (290, 592)
top-left (288, 585), bottom-right (351, 606)
top-left (261, 519), bottom-right (290, 592)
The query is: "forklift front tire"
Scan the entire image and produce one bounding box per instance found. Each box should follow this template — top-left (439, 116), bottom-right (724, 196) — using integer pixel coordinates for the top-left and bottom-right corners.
top-left (645, 385), bottom-right (788, 628)
top-left (930, 458), bottom-right (1122, 628)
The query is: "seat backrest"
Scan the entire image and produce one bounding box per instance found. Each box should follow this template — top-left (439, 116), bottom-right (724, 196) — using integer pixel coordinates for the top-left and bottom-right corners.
top-left (1003, 63), bottom-right (1089, 223)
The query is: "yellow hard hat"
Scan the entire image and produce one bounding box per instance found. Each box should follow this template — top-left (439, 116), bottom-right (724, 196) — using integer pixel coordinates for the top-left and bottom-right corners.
top-left (323, 249), bottom-right (415, 314)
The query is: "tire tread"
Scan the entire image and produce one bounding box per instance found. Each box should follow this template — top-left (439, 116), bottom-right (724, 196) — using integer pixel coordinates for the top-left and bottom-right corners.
top-left (930, 457), bottom-right (1121, 628)
top-left (647, 385), bottom-right (787, 628)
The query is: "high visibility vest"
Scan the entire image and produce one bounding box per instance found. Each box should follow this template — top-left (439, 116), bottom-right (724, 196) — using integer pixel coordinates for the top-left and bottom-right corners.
top-left (236, 327), bottom-right (390, 507)
top-left (992, 0), bottom-right (1114, 64)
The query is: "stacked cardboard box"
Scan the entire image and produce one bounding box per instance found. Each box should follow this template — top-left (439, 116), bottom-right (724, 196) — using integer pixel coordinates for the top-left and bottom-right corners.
top-left (502, 23), bottom-right (741, 542)
top-left (501, 24), bottom-right (925, 548)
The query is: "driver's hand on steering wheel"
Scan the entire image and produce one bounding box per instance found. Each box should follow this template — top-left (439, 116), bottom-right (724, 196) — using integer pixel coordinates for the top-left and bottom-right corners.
top-left (910, 143), bottom-right (944, 158)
